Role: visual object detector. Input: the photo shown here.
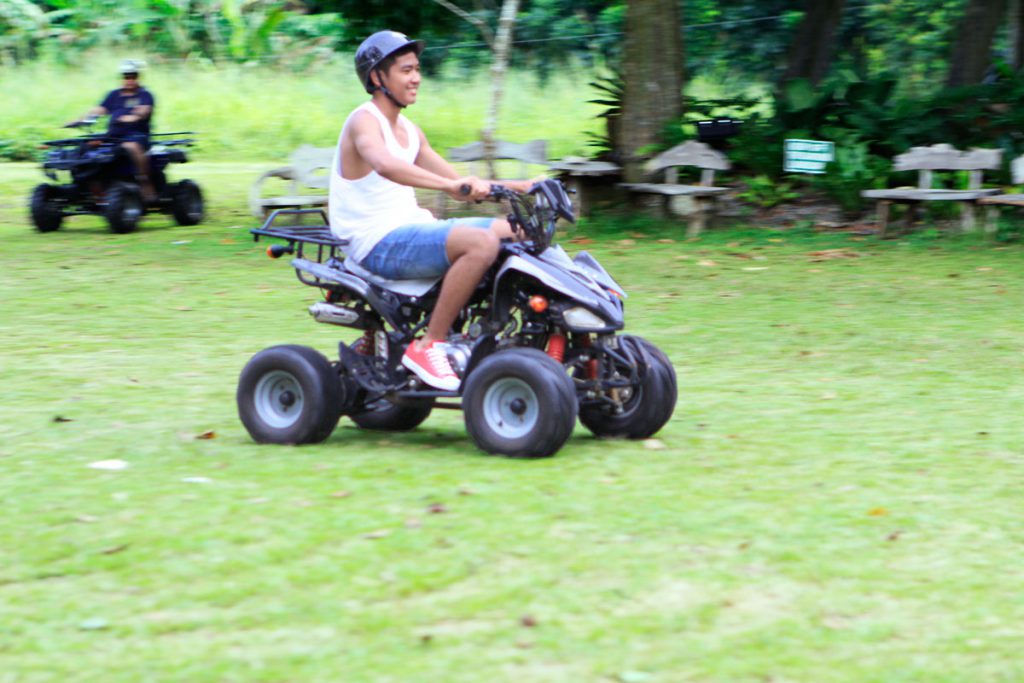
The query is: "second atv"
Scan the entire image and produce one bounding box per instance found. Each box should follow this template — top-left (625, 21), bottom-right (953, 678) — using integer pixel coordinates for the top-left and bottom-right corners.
top-left (30, 118), bottom-right (204, 234)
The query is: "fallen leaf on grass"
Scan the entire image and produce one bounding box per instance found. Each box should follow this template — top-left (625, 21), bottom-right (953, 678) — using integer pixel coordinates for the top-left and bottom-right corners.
top-left (88, 460), bottom-right (129, 471)
top-left (697, 259), bottom-right (717, 267)
top-left (174, 306), bottom-right (192, 312)
top-left (742, 266), bottom-right (769, 271)
top-left (886, 530), bottom-right (903, 542)
top-left (643, 439), bottom-right (665, 450)
top-left (363, 529), bottom-right (391, 539)
top-left (868, 507), bottom-right (889, 517)
top-left (977, 267), bottom-right (993, 271)
top-left (520, 615), bottom-right (538, 628)
top-left (656, 238), bottom-right (675, 244)
top-left (569, 237), bottom-right (594, 245)
top-left (427, 503), bottom-right (448, 514)
top-left (330, 490), bottom-right (353, 499)
top-left (194, 430), bottom-right (216, 440)
top-left (617, 238), bottom-right (636, 246)
top-left (725, 251), bottom-right (754, 260)
top-left (808, 249), bottom-right (861, 262)
top-left (53, 415), bottom-right (74, 423)
top-left (100, 544), bottom-right (128, 555)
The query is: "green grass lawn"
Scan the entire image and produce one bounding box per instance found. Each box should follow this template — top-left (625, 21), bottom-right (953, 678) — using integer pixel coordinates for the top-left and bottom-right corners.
top-left (1, 161), bottom-right (1023, 682)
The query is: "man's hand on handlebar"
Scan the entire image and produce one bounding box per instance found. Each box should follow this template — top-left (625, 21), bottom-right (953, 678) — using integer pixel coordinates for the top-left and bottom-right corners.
top-left (448, 176), bottom-right (490, 202)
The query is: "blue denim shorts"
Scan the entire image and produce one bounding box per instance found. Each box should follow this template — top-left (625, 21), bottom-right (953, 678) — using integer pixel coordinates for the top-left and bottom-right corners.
top-left (359, 217), bottom-right (495, 279)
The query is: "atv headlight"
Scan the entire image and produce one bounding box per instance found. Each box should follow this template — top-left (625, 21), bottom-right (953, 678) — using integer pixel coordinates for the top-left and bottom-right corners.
top-left (562, 306), bottom-right (608, 331)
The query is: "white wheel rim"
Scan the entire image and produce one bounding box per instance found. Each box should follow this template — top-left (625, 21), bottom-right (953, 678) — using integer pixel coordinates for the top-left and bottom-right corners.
top-left (481, 377), bottom-right (539, 439)
top-left (123, 197), bottom-right (142, 222)
top-left (254, 370), bottom-right (305, 429)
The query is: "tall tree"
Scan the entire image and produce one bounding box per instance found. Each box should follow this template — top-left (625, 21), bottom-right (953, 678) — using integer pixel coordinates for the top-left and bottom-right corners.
top-left (947, 0), bottom-right (1009, 86)
top-left (431, 0), bottom-right (520, 177)
top-left (781, 0), bottom-right (846, 85)
top-left (1009, 0), bottom-right (1024, 69)
top-left (619, 0), bottom-right (683, 182)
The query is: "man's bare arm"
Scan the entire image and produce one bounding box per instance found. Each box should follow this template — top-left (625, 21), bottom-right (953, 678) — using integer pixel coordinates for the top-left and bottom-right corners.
top-left (351, 112), bottom-right (487, 199)
top-left (118, 104), bottom-right (152, 124)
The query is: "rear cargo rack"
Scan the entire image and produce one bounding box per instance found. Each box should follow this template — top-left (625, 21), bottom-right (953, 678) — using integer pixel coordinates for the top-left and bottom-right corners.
top-left (250, 208), bottom-right (352, 288)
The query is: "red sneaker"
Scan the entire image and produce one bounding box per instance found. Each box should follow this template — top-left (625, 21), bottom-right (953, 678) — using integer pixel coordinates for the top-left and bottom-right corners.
top-left (402, 340), bottom-right (460, 391)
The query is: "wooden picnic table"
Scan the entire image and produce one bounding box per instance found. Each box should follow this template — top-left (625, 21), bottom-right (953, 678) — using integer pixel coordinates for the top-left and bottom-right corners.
top-left (547, 158), bottom-right (622, 217)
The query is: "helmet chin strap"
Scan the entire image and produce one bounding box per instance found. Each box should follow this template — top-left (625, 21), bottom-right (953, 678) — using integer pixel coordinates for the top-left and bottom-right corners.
top-left (374, 69), bottom-right (407, 109)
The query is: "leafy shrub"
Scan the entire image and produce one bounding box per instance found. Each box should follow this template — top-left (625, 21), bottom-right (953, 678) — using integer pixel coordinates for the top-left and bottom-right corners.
top-left (736, 174), bottom-right (801, 209)
top-left (812, 142), bottom-right (889, 216)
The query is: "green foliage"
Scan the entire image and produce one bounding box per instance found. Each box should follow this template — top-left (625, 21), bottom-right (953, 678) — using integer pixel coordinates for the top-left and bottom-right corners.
top-left (735, 173), bottom-right (800, 209)
top-left (812, 141), bottom-right (888, 216)
top-left (585, 64), bottom-right (624, 161)
top-left (0, 134), bottom-right (42, 161)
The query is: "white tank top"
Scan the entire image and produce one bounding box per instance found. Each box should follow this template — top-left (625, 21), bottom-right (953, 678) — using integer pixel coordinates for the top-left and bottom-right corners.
top-left (329, 102), bottom-right (434, 262)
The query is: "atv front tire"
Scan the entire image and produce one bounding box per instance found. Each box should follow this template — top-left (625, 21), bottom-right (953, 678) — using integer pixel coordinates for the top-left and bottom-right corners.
top-left (462, 348), bottom-right (577, 458)
top-left (578, 336), bottom-right (677, 439)
top-left (171, 179), bottom-right (204, 226)
top-left (105, 182), bottom-right (144, 234)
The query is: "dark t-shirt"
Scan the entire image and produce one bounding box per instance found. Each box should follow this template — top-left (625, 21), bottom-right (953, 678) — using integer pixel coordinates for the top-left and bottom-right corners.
top-left (100, 87), bottom-right (155, 139)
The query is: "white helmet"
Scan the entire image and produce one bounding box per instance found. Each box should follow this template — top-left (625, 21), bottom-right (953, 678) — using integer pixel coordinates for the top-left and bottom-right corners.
top-left (119, 59), bottom-right (146, 75)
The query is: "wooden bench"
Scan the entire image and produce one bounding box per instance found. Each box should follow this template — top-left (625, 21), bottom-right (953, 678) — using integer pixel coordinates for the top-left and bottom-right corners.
top-left (977, 155), bottom-right (1024, 233)
top-left (618, 140), bottom-right (731, 237)
top-left (438, 139), bottom-right (548, 217)
top-left (861, 144), bottom-right (1002, 238)
top-left (548, 157), bottom-right (621, 219)
top-left (249, 144), bottom-right (333, 218)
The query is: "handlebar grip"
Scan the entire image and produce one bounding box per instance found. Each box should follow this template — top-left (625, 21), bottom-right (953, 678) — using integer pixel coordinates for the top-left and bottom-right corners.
top-left (267, 244), bottom-right (295, 259)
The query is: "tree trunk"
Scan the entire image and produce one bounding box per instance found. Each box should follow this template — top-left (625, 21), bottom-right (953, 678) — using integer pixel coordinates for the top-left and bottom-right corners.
top-left (781, 0), bottom-right (846, 85)
top-left (620, 0), bottom-right (684, 183)
top-left (1009, 0), bottom-right (1023, 69)
top-left (481, 0), bottom-right (519, 179)
top-left (947, 0), bottom-right (1009, 87)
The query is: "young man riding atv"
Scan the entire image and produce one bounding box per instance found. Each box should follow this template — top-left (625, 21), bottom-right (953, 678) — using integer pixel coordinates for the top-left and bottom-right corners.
top-left (69, 59), bottom-right (156, 201)
top-left (330, 30), bottom-right (538, 392)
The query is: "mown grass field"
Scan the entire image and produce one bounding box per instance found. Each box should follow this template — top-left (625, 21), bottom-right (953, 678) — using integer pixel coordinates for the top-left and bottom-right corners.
top-left (1, 155), bottom-right (1022, 682)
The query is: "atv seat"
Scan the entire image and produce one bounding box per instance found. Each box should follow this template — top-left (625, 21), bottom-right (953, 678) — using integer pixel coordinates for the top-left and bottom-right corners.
top-left (342, 256), bottom-right (441, 298)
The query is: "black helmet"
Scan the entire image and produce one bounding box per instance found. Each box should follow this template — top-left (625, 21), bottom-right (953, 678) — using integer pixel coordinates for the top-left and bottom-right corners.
top-left (355, 30), bottom-right (425, 94)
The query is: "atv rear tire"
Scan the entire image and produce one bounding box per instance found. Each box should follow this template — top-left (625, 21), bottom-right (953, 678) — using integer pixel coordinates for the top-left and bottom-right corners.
top-left (105, 182), bottom-right (143, 234)
top-left (237, 345), bottom-right (342, 445)
top-left (171, 179), bottom-right (204, 226)
top-left (462, 348), bottom-right (577, 458)
top-left (349, 397), bottom-right (434, 431)
top-left (578, 336), bottom-right (677, 439)
top-left (30, 184), bottom-right (64, 233)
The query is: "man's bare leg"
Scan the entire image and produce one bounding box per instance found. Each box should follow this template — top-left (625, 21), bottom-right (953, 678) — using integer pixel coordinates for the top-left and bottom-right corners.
top-left (416, 219), bottom-right (514, 348)
top-left (122, 141), bottom-right (154, 201)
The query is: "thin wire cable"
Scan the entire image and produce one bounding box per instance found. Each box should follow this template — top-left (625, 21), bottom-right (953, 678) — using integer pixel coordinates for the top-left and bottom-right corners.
top-left (423, 3), bottom-right (874, 52)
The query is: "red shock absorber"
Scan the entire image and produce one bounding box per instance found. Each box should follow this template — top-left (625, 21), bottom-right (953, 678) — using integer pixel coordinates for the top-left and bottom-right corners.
top-left (546, 332), bottom-right (566, 363)
top-left (354, 329), bottom-right (374, 355)
top-left (580, 334), bottom-right (598, 379)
